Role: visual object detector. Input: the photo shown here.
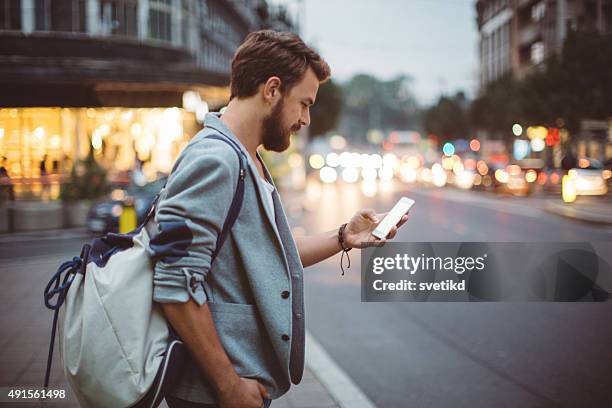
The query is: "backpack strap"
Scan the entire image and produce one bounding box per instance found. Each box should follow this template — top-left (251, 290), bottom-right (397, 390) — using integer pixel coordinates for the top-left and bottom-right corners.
top-left (204, 134), bottom-right (247, 264)
top-left (142, 133), bottom-right (247, 266)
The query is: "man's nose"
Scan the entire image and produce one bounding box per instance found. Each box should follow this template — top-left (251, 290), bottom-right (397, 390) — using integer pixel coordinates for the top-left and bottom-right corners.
top-left (300, 110), bottom-right (310, 127)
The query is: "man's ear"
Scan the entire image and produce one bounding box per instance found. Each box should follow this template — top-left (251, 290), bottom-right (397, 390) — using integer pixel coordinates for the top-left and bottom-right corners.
top-left (263, 76), bottom-right (282, 104)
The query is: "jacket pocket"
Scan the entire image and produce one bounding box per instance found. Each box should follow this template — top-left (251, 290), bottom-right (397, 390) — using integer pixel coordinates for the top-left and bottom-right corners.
top-left (207, 302), bottom-right (268, 379)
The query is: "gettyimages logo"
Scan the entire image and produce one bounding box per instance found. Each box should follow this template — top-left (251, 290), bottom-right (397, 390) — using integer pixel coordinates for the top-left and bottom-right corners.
top-left (371, 253), bottom-right (487, 275)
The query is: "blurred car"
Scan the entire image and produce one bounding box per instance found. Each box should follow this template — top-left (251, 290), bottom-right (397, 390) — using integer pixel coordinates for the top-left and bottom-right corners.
top-left (87, 177), bottom-right (167, 234)
top-left (493, 164), bottom-right (532, 196)
top-left (569, 168), bottom-right (608, 196)
top-left (541, 168), bottom-right (563, 194)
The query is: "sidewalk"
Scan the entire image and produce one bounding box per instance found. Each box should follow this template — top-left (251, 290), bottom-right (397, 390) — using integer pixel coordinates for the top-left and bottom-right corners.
top-left (0, 227), bottom-right (91, 244)
top-left (544, 196), bottom-right (612, 224)
top-left (0, 251), bottom-right (343, 408)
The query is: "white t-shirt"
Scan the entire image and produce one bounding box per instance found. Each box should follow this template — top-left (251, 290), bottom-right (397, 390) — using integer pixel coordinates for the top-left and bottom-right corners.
top-left (260, 177), bottom-right (275, 220)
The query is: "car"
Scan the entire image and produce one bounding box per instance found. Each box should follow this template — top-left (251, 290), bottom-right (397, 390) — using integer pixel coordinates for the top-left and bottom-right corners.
top-left (86, 177), bottom-right (167, 234)
top-left (569, 168), bottom-right (608, 196)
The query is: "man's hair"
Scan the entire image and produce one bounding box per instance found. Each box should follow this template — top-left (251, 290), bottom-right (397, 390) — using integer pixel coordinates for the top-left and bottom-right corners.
top-left (230, 30), bottom-right (331, 100)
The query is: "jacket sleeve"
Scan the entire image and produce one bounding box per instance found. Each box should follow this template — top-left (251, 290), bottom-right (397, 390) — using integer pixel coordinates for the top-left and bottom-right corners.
top-left (149, 138), bottom-right (240, 306)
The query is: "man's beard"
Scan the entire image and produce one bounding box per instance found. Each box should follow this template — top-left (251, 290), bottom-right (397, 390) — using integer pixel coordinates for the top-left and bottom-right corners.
top-left (261, 99), bottom-right (301, 152)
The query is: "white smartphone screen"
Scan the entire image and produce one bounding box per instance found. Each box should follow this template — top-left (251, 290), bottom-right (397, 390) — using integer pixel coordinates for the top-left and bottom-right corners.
top-left (372, 197), bottom-right (414, 239)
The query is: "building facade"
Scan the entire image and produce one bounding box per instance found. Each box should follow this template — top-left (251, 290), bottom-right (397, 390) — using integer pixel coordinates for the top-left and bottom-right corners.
top-left (476, 0), bottom-right (612, 89)
top-left (0, 0), bottom-right (273, 199)
top-left (476, 0), bottom-right (612, 165)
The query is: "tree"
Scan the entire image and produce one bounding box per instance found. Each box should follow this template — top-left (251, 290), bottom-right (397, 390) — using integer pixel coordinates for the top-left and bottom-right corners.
top-left (471, 74), bottom-right (523, 135)
top-left (309, 79), bottom-right (343, 138)
top-left (423, 91), bottom-right (470, 140)
top-left (470, 30), bottom-right (612, 138)
top-left (341, 74), bottom-right (419, 138)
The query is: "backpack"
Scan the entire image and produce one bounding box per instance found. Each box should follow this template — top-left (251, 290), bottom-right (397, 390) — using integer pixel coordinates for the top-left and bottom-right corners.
top-left (43, 134), bottom-right (247, 407)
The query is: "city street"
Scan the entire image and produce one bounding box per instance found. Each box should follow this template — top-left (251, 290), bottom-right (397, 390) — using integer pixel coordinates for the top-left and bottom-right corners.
top-left (1, 181), bottom-right (611, 407)
top-left (288, 180), bottom-right (612, 408)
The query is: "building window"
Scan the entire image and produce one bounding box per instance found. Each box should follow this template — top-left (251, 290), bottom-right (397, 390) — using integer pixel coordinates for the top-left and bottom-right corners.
top-left (531, 41), bottom-right (545, 64)
top-left (181, 0), bottom-right (189, 46)
top-left (100, 0), bottom-right (138, 37)
top-left (149, 0), bottom-right (172, 41)
top-left (531, 1), bottom-right (546, 22)
top-left (0, 0), bottom-right (21, 30)
top-left (35, 0), bottom-right (86, 32)
top-left (35, 0), bottom-right (50, 30)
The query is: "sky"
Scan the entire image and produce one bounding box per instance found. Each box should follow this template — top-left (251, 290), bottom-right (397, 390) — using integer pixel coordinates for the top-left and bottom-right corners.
top-left (272, 0), bottom-right (479, 106)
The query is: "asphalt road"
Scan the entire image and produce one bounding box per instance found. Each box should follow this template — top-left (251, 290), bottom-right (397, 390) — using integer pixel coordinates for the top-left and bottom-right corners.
top-left (292, 181), bottom-right (612, 408)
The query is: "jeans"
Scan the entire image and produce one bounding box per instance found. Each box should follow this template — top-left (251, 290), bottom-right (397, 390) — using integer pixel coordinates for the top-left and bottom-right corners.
top-left (165, 395), bottom-right (272, 408)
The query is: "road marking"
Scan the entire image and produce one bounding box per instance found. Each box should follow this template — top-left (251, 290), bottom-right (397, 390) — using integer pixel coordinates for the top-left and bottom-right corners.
top-left (305, 330), bottom-right (376, 408)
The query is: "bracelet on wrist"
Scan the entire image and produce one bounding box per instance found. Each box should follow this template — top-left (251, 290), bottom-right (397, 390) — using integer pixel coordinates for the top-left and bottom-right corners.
top-left (338, 223), bottom-right (351, 275)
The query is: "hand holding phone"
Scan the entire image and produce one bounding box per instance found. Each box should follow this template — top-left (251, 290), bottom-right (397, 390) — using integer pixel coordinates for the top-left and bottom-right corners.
top-left (372, 197), bottom-right (415, 239)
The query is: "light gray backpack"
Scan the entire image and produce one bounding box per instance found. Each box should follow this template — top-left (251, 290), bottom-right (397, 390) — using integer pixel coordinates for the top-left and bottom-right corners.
top-left (43, 134), bottom-right (247, 407)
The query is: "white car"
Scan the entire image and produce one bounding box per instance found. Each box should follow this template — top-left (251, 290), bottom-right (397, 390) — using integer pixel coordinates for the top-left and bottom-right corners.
top-left (569, 168), bottom-right (608, 196)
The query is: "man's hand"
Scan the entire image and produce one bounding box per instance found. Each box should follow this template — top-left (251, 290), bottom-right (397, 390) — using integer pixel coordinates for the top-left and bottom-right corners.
top-left (218, 377), bottom-right (270, 408)
top-left (343, 209), bottom-right (409, 248)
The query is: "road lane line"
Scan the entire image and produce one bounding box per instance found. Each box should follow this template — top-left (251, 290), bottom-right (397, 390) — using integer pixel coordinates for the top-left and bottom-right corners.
top-left (305, 330), bottom-right (376, 408)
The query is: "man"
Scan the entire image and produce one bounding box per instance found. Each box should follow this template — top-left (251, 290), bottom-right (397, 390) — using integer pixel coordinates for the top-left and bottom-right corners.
top-left (152, 30), bottom-right (409, 408)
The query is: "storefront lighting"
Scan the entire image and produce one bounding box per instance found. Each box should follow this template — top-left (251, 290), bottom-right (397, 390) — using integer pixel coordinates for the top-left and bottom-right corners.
top-left (195, 102), bottom-right (209, 123)
top-left (34, 127), bottom-right (45, 140)
top-left (50, 135), bottom-right (61, 148)
top-left (92, 130), bottom-right (103, 150)
top-left (100, 124), bottom-right (111, 136)
top-left (131, 123), bottom-right (142, 136)
top-left (121, 110), bottom-right (133, 121)
top-left (182, 91), bottom-right (201, 113)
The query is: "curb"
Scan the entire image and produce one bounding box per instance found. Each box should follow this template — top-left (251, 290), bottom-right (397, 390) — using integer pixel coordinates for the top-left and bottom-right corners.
top-left (305, 330), bottom-right (376, 408)
top-left (0, 227), bottom-right (91, 244)
top-left (544, 200), bottom-right (612, 225)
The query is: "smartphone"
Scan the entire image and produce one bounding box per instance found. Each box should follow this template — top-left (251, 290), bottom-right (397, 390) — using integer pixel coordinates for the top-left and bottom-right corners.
top-left (372, 197), bottom-right (414, 239)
